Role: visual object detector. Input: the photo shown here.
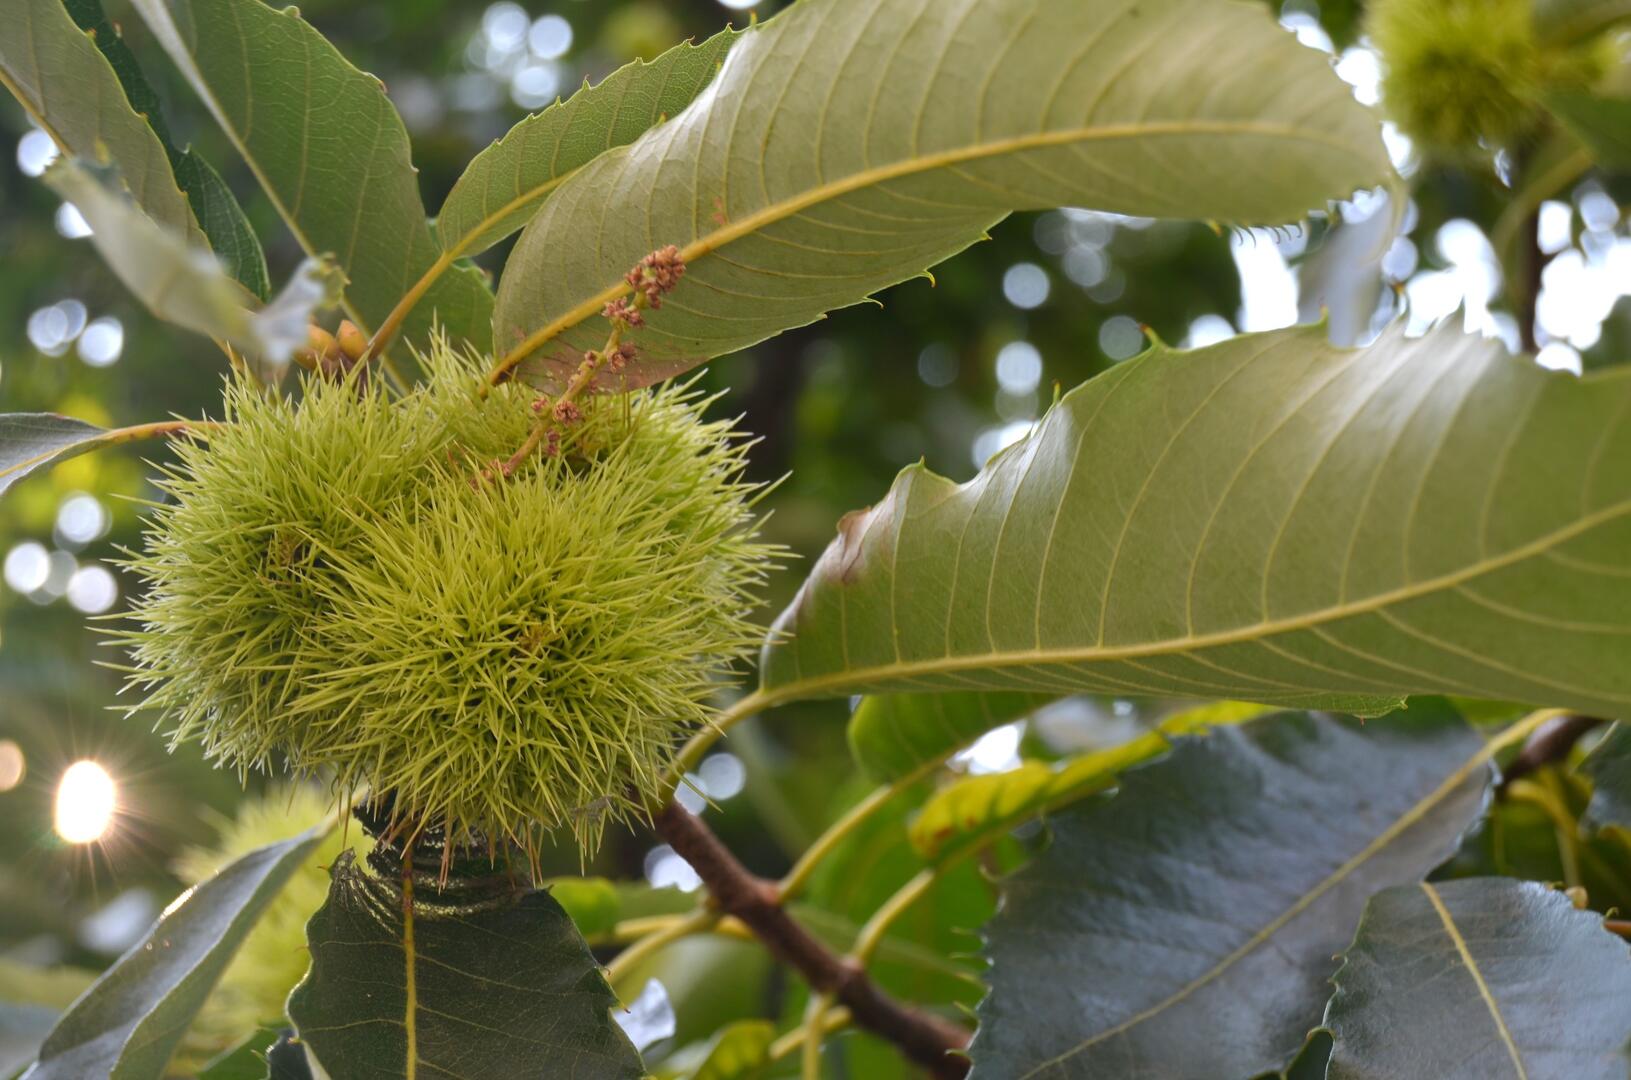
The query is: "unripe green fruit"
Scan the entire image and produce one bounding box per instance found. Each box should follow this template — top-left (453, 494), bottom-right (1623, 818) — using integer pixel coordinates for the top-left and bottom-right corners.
top-left (122, 345), bottom-right (776, 853)
top-left (1369, 0), bottom-right (1610, 158)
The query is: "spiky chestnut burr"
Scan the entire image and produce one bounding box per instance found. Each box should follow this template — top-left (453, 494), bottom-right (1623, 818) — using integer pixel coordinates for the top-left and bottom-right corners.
top-left (1368, 0), bottom-right (1612, 158)
top-left (120, 343), bottom-right (776, 858)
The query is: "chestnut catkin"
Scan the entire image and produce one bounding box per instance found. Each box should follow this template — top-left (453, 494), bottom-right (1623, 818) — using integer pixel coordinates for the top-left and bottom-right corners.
top-left (121, 343), bottom-right (775, 854)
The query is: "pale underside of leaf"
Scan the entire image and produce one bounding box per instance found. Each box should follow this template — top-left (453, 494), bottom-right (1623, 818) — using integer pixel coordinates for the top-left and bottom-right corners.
top-left (436, 27), bottom-right (741, 263)
top-left (130, 0), bottom-right (493, 354)
top-left (971, 706), bottom-right (1494, 1079)
top-left (1323, 878), bottom-right (1631, 1079)
top-left (759, 320), bottom-right (1631, 718)
top-left (43, 158), bottom-right (337, 365)
top-left (0, 0), bottom-right (202, 245)
top-left (0, 414), bottom-right (110, 496)
top-left (491, 0), bottom-right (1390, 386)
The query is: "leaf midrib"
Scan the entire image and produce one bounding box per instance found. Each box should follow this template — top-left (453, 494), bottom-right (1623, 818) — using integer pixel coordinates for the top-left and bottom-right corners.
top-left (764, 494), bottom-right (1631, 702)
top-left (1418, 882), bottom-right (1528, 1079)
top-left (496, 117), bottom-right (1380, 374)
top-left (139, 1), bottom-right (390, 340)
top-left (1013, 711), bottom-right (1551, 1079)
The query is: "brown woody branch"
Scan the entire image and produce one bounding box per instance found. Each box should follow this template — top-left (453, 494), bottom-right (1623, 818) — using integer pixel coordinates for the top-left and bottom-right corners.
top-left (652, 801), bottom-right (970, 1078)
top-left (1498, 713), bottom-right (1605, 792)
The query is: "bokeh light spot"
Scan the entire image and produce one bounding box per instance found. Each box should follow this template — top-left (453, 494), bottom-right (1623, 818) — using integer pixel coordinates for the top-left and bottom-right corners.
top-left (528, 14), bottom-right (572, 58)
top-left (1002, 262), bottom-right (1051, 309)
top-left (54, 760), bottom-right (116, 843)
top-left (78, 316), bottom-right (124, 367)
top-left (16, 129), bottom-right (57, 177)
top-left (0, 740), bottom-right (24, 792)
top-left (67, 565), bottom-right (118, 614)
top-left (4, 542), bottom-right (50, 593)
top-left (995, 341), bottom-right (1043, 394)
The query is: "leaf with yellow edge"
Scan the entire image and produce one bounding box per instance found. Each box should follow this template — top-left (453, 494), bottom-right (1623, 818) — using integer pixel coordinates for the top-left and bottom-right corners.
top-left (908, 702), bottom-right (1273, 862)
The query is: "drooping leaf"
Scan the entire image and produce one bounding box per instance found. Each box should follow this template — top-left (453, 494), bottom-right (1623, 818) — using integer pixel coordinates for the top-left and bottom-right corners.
top-left (682, 1019), bottom-right (775, 1080)
top-left (1583, 721), bottom-right (1631, 830)
top-left (438, 28), bottom-right (741, 264)
top-left (43, 158), bottom-right (339, 364)
top-left (24, 827), bottom-right (328, 1080)
top-left (971, 704), bottom-right (1495, 1079)
top-left (760, 320), bottom-right (1631, 718)
top-left (288, 851), bottom-right (643, 1080)
top-left (130, 0), bottom-right (494, 354)
top-left (60, 0), bottom-right (269, 298)
top-left (0, 415), bottom-right (109, 497)
top-left (1533, 0), bottom-right (1631, 44)
top-left (848, 692), bottom-right (1054, 781)
top-left (1544, 91), bottom-right (1631, 170)
top-left (490, 0), bottom-right (1390, 388)
top-left (1323, 878), bottom-right (1631, 1079)
top-left (0, 0), bottom-right (200, 246)
top-left (908, 701), bottom-right (1273, 863)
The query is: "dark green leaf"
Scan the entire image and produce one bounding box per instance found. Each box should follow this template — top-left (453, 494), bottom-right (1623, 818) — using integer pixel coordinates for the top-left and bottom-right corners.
top-left (131, 0), bottom-right (494, 354)
top-left (61, 0), bottom-right (268, 298)
top-left (1324, 878), bottom-right (1631, 1079)
top-left (848, 692), bottom-right (1053, 781)
top-left (760, 321), bottom-right (1631, 719)
top-left (0, 414), bottom-right (108, 497)
top-left (971, 704), bottom-right (1493, 1079)
top-left (26, 827), bottom-right (328, 1080)
top-left (1545, 92), bottom-right (1631, 169)
top-left (438, 28), bottom-right (741, 263)
top-left (288, 851), bottom-right (642, 1080)
top-left (1583, 722), bottom-right (1631, 830)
